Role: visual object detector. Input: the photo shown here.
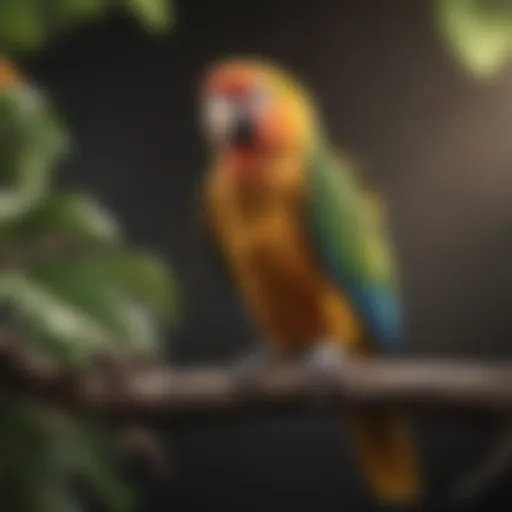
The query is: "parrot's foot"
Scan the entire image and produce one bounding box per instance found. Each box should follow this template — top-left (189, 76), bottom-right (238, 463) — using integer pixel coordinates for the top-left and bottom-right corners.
top-left (303, 339), bottom-right (348, 405)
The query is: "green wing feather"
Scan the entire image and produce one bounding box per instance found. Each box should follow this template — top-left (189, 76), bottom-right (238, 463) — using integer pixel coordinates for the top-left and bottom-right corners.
top-left (304, 142), bottom-right (402, 351)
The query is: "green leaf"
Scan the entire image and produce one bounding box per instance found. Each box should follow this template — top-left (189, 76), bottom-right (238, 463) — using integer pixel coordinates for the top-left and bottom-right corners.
top-left (0, 0), bottom-right (174, 53)
top-left (0, 86), bottom-right (68, 224)
top-left (0, 255), bottom-right (166, 360)
top-left (0, 402), bottom-right (129, 512)
top-left (24, 257), bottom-right (163, 349)
top-left (125, 0), bottom-right (174, 33)
top-left (51, 0), bottom-right (107, 26)
top-left (437, 0), bottom-right (512, 77)
top-left (0, 402), bottom-right (57, 512)
top-left (0, 272), bottom-right (113, 361)
top-left (91, 251), bottom-right (177, 320)
top-left (9, 192), bottom-right (122, 243)
top-left (0, 0), bottom-right (46, 51)
top-left (72, 425), bottom-right (136, 512)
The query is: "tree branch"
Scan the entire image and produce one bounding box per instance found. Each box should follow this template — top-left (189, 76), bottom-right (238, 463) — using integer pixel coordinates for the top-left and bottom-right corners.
top-left (1, 334), bottom-right (512, 424)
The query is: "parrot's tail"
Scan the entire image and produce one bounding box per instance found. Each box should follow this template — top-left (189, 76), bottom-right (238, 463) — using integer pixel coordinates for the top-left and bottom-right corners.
top-left (347, 409), bottom-right (422, 504)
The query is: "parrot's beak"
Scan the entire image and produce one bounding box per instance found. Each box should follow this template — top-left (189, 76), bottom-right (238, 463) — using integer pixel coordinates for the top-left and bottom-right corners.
top-left (201, 95), bottom-right (258, 150)
top-left (230, 113), bottom-right (256, 148)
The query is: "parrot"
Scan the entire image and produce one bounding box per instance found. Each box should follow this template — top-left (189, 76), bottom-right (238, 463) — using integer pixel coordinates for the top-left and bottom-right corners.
top-left (197, 57), bottom-right (422, 504)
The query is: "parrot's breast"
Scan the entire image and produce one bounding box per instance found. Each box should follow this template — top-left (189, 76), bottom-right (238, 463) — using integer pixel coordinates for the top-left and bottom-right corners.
top-left (222, 205), bottom-right (326, 347)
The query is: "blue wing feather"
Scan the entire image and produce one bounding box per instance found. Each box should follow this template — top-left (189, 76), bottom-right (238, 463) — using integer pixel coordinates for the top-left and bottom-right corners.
top-left (348, 284), bottom-right (402, 351)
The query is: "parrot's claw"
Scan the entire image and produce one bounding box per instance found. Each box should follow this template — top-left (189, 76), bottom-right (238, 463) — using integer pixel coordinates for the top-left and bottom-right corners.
top-left (308, 339), bottom-right (347, 374)
top-left (303, 339), bottom-right (347, 404)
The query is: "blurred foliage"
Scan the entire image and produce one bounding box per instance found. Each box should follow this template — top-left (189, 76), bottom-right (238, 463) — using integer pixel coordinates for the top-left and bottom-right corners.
top-left (0, 62), bottom-right (177, 362)
top-left (436, 0), bottom-right (511, 78)
top-left (0, 1), bottom-right (176, 510)
top-left (0, 61), bottom-right (177, 512)
top-left (0, 0), bottom-right (174, 53)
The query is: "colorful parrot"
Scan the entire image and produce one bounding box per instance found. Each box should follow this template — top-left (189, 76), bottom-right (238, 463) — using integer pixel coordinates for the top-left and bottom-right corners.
top-left (198, 57), bottom-right (422, 504)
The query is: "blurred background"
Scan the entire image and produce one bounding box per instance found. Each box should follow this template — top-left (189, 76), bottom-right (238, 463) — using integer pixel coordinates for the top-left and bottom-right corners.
top-left (0, 0), bottom-right (511, 510)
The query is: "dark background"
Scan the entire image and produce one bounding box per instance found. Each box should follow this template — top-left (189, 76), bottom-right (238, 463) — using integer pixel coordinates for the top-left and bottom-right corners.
top-left (26, 0), bottom-right (512, 510)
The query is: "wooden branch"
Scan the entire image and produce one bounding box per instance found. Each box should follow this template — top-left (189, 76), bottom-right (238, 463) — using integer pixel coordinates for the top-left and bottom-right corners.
top-left (1, 333), bottom-right (512, 424)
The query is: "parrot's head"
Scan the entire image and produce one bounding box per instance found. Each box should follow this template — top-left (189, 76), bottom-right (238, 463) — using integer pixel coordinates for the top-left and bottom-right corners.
top-left (199, 58), bottom-right (318, 177)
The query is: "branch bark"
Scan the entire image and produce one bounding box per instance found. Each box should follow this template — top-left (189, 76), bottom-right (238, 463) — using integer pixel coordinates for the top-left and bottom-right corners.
top-left (1, 335), bottom-right (512, 424)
